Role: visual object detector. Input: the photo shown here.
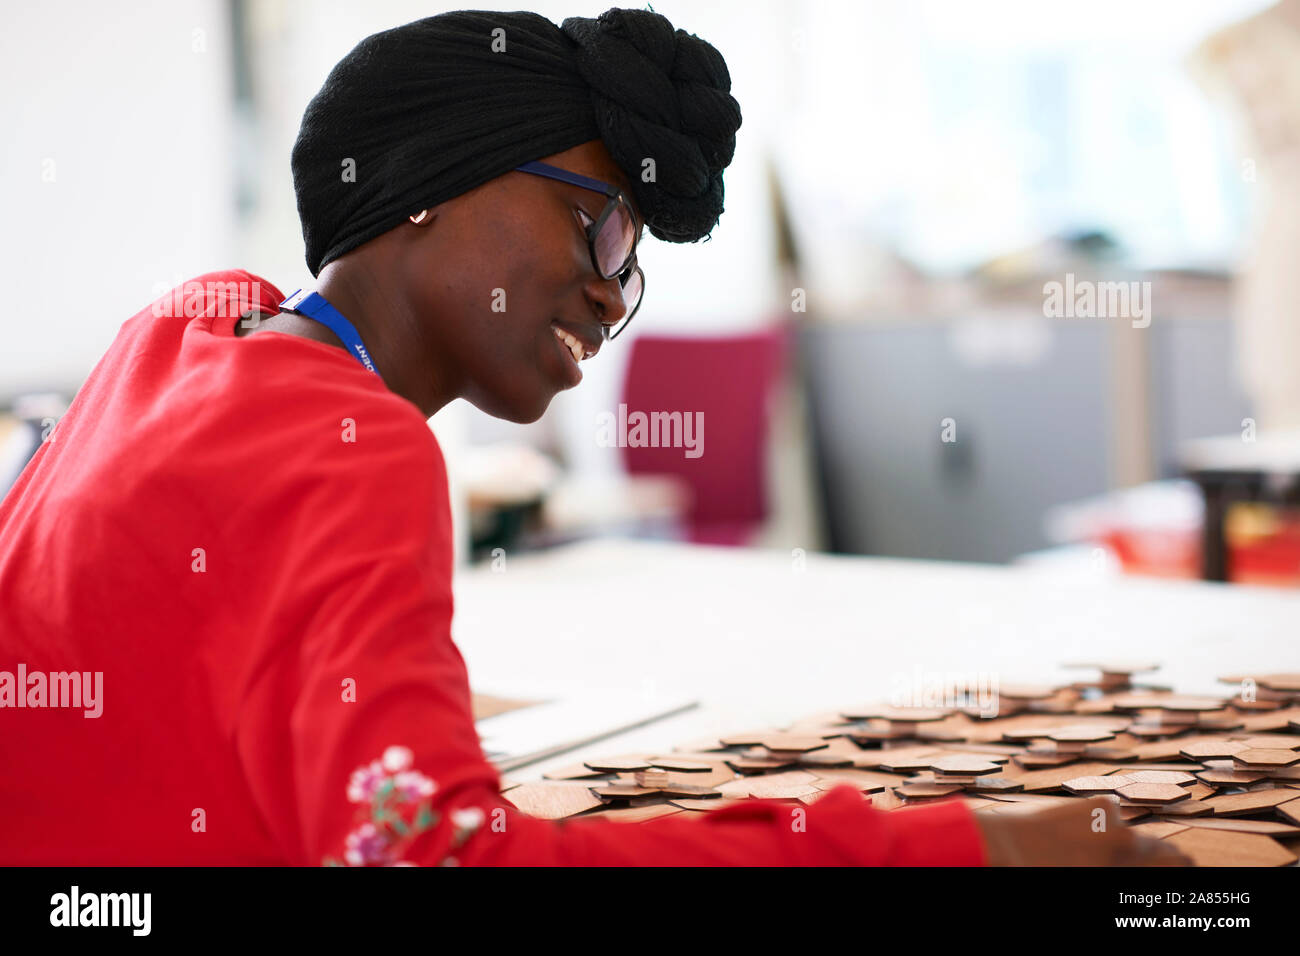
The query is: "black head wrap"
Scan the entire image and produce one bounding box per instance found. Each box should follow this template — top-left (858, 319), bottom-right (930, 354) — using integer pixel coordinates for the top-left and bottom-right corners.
top-left (291, 7), bottom-right (742, 277)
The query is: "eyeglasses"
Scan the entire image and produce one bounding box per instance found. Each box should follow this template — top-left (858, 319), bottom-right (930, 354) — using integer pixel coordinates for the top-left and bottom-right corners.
top-left (515, 160), bottom-right (645, 340)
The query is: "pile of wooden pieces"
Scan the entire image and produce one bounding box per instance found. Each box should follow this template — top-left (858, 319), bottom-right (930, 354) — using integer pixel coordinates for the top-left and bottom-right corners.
top-left (500, 664), bottom-right (1300, 866)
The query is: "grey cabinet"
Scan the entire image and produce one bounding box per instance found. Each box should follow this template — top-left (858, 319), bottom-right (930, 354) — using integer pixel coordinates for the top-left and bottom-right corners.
top-left (800, 315), bottom-right (1242, 562)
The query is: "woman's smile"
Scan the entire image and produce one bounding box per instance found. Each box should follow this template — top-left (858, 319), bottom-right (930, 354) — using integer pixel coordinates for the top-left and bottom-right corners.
top-left (548, 321), bottom-right (584, 386)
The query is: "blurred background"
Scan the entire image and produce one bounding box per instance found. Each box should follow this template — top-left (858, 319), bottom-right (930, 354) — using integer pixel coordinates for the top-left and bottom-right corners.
top-left (6, 0), bottom-right (1300, 586)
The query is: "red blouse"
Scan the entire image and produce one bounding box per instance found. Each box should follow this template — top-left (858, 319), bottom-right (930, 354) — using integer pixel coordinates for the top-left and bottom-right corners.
top-left (0, 270), bottom-right (987, 866)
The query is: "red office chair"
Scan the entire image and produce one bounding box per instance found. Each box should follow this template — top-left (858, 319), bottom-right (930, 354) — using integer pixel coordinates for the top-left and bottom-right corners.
top-left (618, 323), bottom-right (789, 546)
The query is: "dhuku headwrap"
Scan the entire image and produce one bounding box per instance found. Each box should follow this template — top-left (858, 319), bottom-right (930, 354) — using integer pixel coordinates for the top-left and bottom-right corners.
top-left (291, 7), bottom-right (743, 277)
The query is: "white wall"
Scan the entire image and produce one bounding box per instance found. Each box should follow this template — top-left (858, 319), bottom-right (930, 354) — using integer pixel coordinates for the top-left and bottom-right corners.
top-left (1, 0), bottom-right (236, 398)
top-left (4, 0), bottom-right (1272, 486)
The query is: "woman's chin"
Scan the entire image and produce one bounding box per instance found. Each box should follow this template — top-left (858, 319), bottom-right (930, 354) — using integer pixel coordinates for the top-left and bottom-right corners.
top-left (468, 385), bottom-right (557, 425)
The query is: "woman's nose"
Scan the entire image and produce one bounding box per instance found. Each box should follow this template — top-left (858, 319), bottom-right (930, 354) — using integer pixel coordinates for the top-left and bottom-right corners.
top-left (584, 273), bottom-right (631, 330)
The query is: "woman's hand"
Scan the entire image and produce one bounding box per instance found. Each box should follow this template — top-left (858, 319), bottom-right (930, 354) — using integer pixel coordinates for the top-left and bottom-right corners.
top-left (974, 795), bottom-right (1194, 866)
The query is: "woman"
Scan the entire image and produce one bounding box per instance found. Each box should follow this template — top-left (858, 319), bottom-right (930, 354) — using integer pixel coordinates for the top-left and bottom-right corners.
top-left (0, 7), bottom-right (1186, 866)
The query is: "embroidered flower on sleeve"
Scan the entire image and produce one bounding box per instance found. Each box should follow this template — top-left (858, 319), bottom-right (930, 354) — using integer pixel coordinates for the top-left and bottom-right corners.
top-left (450, 806), bottom-right (486, 848)
top-left (343, 822), bottom-right (391, 866)
top-left (393, 770), bottom-right (437, 802)
top-left (382, 745), bottom-right (414, 772)
top-left (323, 745), bottom-right (487, 867)
top-left (346, 761), bottom-right (388, 804)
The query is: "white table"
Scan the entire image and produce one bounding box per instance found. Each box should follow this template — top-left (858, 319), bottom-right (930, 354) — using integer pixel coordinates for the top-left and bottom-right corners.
top-left (451, 538), bottom-right (1300, 782)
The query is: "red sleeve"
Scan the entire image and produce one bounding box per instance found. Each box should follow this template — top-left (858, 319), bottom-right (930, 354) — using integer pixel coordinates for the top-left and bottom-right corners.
top-left (232, 400), bottom-right (987, 867)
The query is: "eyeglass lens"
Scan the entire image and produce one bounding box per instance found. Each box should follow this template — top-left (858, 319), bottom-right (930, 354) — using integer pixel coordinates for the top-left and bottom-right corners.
top-left (605, 266), bottom-right (642, 339)
top-left (595, 198), bottom-right (642, 334)
top-left (594, 197), bottom-right (638, 278)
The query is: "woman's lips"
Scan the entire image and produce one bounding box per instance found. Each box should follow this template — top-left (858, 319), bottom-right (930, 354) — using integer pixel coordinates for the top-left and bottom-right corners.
top-left (552, 325), bottom-right (584, 363)
top-left (549, 322), bottom-right (582, 385)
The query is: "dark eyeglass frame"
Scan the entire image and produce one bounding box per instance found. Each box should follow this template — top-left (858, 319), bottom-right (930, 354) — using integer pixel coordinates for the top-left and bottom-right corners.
top-left (515, 160), bottom-right (645, 340)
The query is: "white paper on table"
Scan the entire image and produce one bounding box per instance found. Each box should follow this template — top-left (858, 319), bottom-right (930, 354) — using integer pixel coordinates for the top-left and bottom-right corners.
top-left (474, 686), bottom-right (698, 773)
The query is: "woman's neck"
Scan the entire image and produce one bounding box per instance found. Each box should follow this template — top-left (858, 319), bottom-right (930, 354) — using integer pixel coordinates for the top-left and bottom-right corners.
top-left (235, 265), bottom-right (455, 420)
top-left (233, 309), bottom-right (345, 351)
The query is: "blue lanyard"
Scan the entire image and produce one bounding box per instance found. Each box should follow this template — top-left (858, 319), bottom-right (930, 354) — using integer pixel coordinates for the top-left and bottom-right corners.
top-left (277, 288), bottom-right (379, 376)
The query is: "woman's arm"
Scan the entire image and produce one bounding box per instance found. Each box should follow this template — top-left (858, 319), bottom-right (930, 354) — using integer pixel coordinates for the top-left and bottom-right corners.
top-left (229, 401), bottom-right (986, 866)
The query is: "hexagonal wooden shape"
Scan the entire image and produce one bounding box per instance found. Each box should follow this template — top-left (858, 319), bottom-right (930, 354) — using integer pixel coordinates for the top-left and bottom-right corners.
top-left (1014, 752), bottom-right (1081, 768)
top-left (1048, 727), bottom-right (1117, 743)
top-left (757, 734), bottom-right (830, 753)
top-left (847, 726), bottom-right (916, 743)
top-left (502, 782), bottom-right (607, 819)
top-left (1204, 789), bottom-right (1300, 816)
top-left (1231, 749), bottom-right (1300, 770)
top-left (1116, 782), bottom-right (1191, 805)
top-left (851, 745), bottom-right (942, 769)
top-left (1165, 818), bottom-right (1300, 836)
top-left (1000, 727), bottom-right (1060, 742)
top-left (877, 752), bottom-right (948, 773)
top-left (646, 757), bottom-right (716, 773)
top-left (1063, 775), bottom-right (1132, 794)
top-left (1196, 768), bottom-right (1267, 787)
top-left (1178, 739), bottom-right (1247, 760)
top-left (718, 730), bottom-right (777, 747)
top-left (1122, 770), bottom-right (1196, 786)
top-left (1048, 727), bottom-right (1116, 753)
top-left (1236, 735), bottom-right (1300, 750)
top-left (583, 756), bottom-right (652, 773)
top-left (928, 755), bottom-right (1002, 784)
top-left (725, 756), bottom-right (796, 774)
top-left (592, 783), bottom-right (661, 799)
top-left (896, 782), bottom-right (963, 799)
top-left (1128, 724), bottom-right (1187, 738)
top-left (929, 755), bottom-right (1002, 776)
top-left (717, 770), bottom-right (819, 800)
top-left (1167, 829), bottom-right (1298, 867)
top-left (655, 782), bottom-right (723, 798)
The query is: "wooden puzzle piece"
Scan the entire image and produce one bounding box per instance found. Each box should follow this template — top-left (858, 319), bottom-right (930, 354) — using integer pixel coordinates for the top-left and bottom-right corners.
top-left (502, 782), bottom-right (606, 819)
top-left (1203, 789), bottom-right (1300, 816)
top-left (499, 662), bottom-right (1300, 866)
top-left (1115, 782), bottom-right (1191, 805)
top-left (1165, 828), bottom-right (1298, 866)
